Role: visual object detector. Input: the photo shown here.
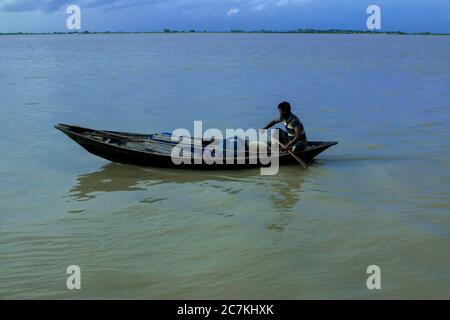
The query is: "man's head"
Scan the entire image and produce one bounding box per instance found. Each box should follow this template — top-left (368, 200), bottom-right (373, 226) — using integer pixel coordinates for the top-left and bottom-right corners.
top-left (278, 101), bottom-right (292, 119)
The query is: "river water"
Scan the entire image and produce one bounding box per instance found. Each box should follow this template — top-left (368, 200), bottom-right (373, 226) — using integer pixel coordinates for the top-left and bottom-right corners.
top-left (0, 34), bottom-right (449, 299)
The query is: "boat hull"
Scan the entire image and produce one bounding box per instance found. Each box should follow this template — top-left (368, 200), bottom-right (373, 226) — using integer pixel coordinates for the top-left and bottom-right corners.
top-left (56, 124), bottom-right (338, 169)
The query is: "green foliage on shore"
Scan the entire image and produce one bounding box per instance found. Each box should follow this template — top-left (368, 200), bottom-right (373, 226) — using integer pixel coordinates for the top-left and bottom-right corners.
top-left (0, 29), bottom-right (448, 36)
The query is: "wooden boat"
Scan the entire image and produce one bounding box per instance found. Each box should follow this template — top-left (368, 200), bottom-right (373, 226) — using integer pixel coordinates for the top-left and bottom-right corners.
top-left (55, 123), bottom-right (338, 169)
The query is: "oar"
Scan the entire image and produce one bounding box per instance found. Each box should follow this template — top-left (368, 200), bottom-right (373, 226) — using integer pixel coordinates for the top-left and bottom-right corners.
top-left (271, 137), bottom-right (309, 169)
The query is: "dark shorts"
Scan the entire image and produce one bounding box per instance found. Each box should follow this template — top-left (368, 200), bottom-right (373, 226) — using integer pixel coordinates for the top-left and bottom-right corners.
top-left (277, 129), bottom-right (307, 152)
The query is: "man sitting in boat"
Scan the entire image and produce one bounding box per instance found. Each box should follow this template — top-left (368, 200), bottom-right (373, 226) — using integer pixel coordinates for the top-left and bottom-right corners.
top-left (262, 101), bottom-right (308, 152)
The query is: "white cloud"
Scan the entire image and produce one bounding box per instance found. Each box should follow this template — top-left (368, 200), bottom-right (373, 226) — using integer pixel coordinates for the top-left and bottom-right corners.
top-left (277, 0), bottom-right (289, 7)
top-left (0, 0), bottom-right (313, 14)
top-left (227, 8), bottom-right (239, 16)
top-left (253, 4), bottom-right (265, 11)
top-left (279, 0), bottom-right (311, 6)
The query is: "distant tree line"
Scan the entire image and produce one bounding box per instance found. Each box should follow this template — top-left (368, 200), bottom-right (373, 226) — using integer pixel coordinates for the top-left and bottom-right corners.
top-left (0, 29), bottom-right (446, 36)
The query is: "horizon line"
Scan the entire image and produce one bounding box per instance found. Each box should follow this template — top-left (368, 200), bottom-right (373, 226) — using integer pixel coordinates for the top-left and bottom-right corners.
top-left (1, 28), bottom-right (449, 36)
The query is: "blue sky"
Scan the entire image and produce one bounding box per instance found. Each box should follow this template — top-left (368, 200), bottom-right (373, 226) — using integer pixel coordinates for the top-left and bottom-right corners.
top-left (0, 0), bottom-right (449, 33)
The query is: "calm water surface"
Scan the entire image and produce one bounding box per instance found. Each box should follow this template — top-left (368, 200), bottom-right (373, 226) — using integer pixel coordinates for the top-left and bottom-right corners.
top-left (0, 34), bottom-right (449, 299)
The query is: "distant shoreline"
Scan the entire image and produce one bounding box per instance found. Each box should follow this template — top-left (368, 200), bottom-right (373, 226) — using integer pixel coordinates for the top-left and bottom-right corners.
top-left (1, 29), bottom-right (449, 36)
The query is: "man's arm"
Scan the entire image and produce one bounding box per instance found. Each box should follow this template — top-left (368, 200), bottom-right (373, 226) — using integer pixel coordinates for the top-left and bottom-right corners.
top-left (285, 127), bottom-right (302, 150)
top-left (263, 118), bottom-right (282, 130)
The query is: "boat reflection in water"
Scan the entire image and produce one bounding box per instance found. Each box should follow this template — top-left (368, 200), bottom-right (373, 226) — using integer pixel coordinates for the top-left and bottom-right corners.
top-left (70, 163), bottom-right (316, 206)
top-left (68, 162), bottom-right (320, 231)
